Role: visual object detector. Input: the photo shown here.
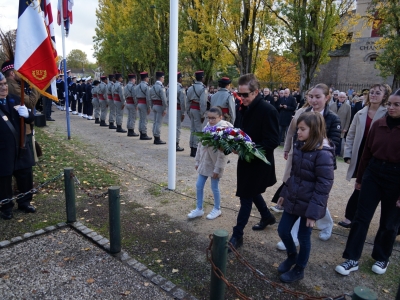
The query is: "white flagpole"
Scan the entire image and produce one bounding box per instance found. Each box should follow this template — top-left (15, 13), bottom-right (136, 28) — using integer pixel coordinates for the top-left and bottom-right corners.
top-left (167, 0), bottom-right (178, 190)
top-left (59, 0), bottom-right (71, 139)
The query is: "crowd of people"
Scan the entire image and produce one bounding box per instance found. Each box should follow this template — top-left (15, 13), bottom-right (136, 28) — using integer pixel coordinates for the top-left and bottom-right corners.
top-left (1, 58), bottom-right (400, 285)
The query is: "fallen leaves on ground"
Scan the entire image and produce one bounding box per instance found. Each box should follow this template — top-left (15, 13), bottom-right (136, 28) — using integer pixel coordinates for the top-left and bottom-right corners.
top-left (87, 278), bottom-right (95, 284)
top-left (172, 269), bottom-right (179, 273)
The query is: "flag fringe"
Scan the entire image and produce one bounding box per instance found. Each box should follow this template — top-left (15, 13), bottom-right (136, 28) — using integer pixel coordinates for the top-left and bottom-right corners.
top-left (16, 71), bottom-right (59, 102)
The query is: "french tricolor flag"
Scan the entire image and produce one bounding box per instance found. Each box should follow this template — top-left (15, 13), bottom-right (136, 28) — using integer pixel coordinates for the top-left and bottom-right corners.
top-left (14, 0), bottom-right (58, 101)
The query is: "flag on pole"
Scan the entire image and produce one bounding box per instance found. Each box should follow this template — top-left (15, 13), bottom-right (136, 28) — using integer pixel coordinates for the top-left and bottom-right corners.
top-left (14, 0), bottom-right (58, 101)
top-left (57, 0), bottom-right (74, 37)
top-left (42, 0), bottom-right (58, 100)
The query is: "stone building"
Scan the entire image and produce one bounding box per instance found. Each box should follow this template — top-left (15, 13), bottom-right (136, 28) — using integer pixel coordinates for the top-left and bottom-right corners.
top-left (313, 0), bottom-right (393, 89)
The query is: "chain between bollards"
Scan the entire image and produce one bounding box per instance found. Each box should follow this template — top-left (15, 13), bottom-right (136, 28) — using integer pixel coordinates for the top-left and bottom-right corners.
top-left (108, 186), bottom-right (121, 254)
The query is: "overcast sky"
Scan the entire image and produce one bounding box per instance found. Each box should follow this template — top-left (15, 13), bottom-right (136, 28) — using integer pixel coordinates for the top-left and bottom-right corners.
top-left (0, 0), bottom-right (98, 62)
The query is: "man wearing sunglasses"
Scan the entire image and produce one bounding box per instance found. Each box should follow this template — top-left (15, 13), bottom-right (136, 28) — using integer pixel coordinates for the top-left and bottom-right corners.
top-left (229, 73), bottom-right (280, 251)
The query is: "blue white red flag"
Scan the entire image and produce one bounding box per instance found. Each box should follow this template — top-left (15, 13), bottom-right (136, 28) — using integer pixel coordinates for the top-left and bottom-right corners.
top-left (57, 0), bottom-right (74, 37)
top-left (14, 0), bottom-right (58, 101)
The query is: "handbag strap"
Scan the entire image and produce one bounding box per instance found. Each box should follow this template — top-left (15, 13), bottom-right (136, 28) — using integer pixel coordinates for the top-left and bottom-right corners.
top-left (0, 108), bottom-right (21, 149)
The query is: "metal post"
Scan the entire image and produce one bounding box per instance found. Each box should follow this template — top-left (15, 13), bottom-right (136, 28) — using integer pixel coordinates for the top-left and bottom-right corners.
top-left (64, 167), bottom-right (76, 223)
top-left (352, 286), bottom-right (377, 300)
top-left (210, 230), bottom-right (229, 300)
top-left (108, 186), bottom-right (121, 254)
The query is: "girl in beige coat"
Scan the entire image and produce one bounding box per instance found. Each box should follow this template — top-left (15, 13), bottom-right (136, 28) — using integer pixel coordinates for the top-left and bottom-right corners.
top-left (338, 84), bottom-right (390, 228)
top-left (187, 107), bottom-right (233, 220)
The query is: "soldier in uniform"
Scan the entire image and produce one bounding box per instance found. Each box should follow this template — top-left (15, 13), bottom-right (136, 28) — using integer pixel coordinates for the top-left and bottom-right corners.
top-left (186, 70), bottom-right (208, 157)
top-left (70, 76), bottom-right (78, 115)
top-left (167, 71), bottom-right (186, 151)
top-left (112, 73), bottom-right (127, 133)
top-left (150, 71), bottom-right (168, 144)
top-left (107, 74), bottom-right (117, 129)
top-left (81, 77), bottom-right (87, 118)
top-left (76, 78), bottom-right (83, 116)
top-left (56, 73), bottom-right (65, 110)
top-left (85, 77), bottom-right (94, 120)
top-left (136, 72), bottom-right (152, 140)
top-left (92, 80), bottom-right (101, 123)
top-left (211, 77), bottom-right (236, 124)
top-left (98, 76), bottom-right (109, 126)
top-left (124, 74), bottom-right (139, 137)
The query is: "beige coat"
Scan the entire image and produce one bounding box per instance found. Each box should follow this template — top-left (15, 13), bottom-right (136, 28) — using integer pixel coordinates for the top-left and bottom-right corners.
top-left (282, 107), bottom-right (308, 182)
top-left (343, 105), bottom-right (387, 181)
top-left (329, 102), bottom-right (351, 138)
top-left (195, 120), bottom-right (233, 178)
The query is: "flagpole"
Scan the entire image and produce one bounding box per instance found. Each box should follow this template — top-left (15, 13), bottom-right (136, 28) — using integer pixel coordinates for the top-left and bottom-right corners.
top-left (59, 0), bottom-right (71, 140)
top-left (167, 0), bottom-right (178, 190)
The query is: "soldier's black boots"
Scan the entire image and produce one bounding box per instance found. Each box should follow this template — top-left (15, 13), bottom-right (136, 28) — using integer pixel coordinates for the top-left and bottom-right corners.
top-left (95, 118), bottom-right (100, 124)
top-left (190, 147), bottom-right (197, 157)
top-left (100, 120), bottom-right (108, 127)
top-left (127, 129), bottom-right (139, 137)
top-left (176, 143), bottom-right (184, 151)
top-left (109, 122), bottom-right (117, 129)
top-left (116, 125), bottom-right (127, 133)
top-left (154, 136), bottom-right (166, 145)
top-left (140, 132), bottom-right (152, 140)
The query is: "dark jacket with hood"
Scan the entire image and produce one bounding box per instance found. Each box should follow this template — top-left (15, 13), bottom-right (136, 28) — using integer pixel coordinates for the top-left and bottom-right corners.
top-left (280, 139), bottom-right (335, 220)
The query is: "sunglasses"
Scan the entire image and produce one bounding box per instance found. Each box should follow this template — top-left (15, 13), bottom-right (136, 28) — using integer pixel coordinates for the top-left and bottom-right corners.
top-left (237, 91), bottom-right (253, 98)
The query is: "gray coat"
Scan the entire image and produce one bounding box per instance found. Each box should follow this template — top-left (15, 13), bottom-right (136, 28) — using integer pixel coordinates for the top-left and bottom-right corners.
top-left (329, 102), bottom-right (351, 138)
top-left (343, 105), bottom-right (387, 181)
top-left (186, 81), bottom-right (208, 115)
top-left (150, 81), bottom-right (168, 111)
top-left (210, 88), bottom-right (236, 124)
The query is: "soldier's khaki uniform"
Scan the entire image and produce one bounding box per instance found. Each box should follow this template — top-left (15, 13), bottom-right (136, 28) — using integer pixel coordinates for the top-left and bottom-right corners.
top-left (150, 81), bottom-right (168, 138)
top-left (91, 84), bottom-right (100, 120)
top-left (167, 82), bottom-right (186, 144)
top-left (124, 82), bottom-right (137, 130)
top-left (107, 81), bottom-right (116, 124)
top-left (113, 81), bottom-right (125, 126)
top-left (98, 81), bottom-right (108, 123)
top-left (210, 88), bottom-right (236, 124)
top-left (136, 81), bottom-right (151, 134)
top-left (186, 81), bottom-right (208, 148)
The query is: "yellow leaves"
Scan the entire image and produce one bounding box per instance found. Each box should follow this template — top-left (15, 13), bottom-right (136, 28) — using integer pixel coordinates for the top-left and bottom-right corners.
top-left (172, 269), bottom-right (179, 273)
top-left (87, 278), bottom-right (95, 284)
top-left (382, 289), bottom-right (390, 294)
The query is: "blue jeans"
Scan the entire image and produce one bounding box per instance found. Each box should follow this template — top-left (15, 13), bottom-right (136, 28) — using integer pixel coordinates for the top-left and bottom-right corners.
top-left (196, 174), bottom-right (220, 210)
top-left (278, 211), bottom-right (313, 268)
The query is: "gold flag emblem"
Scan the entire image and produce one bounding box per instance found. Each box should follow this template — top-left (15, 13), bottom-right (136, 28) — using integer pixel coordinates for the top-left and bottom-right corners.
top-left (32, 70), bottom-right (47, 81)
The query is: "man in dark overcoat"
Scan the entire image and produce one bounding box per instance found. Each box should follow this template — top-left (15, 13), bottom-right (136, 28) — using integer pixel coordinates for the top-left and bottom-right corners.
top-left (229, 73), bottom-right (280, 251)
top-left (0, 72), bottom-right (36, 220)
top-left (278, 88), bottom-right (297, 143)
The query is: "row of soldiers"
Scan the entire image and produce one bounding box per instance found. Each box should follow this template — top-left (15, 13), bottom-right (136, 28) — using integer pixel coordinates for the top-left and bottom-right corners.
top-left (67, 70), bottom-right (237, 156)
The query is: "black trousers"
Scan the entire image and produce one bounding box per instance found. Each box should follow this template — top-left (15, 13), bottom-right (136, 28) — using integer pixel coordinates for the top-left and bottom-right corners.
top-left (0, 167), bottom-right (33, 213)
top-left (344, 189), bottom-right (360, 221)
top-left (44, 97), bottom-right (52, 119)
top-left (83, 101), bottom-right (93, 116)
top-left (343, 158), bottom-right (400, 262)
top-left (71, 96), bottom-right (77, 112)
top-left (78, 99), bottom-right (83, 113)
top-left (232, 194), bottom-right (273, 238)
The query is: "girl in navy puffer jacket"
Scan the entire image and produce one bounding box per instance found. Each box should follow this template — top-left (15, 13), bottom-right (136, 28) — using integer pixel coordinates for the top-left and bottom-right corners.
top-left (277, 112), bottom-right (335, 283)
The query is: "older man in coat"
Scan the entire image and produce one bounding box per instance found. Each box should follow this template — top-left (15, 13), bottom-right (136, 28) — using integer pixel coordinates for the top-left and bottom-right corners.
top-left (329, 92), bottom-right (350, 156)
top-left (229, 73), bottom-right (280, 251)
top-left (0, 72), bottom-right (36, 220)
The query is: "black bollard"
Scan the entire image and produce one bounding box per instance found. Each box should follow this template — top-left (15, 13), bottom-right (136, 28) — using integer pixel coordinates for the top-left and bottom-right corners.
top-left (210, 229), bottom-right (229, 300)
top-left (108, 186), bottom-right (121, 254)
top-left (352, 286), bottom-right (377, 300)
top-left (64, 167), bottom-right (76, 223)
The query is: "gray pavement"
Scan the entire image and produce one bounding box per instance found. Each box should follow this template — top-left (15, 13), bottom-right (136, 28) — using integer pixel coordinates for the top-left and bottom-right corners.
top-left (0, 224), bottom-right (194, 300)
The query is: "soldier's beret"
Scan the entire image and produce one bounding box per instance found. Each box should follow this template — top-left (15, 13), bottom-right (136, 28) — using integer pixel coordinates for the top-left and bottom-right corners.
top-left (100, 76), bottom-right (107, 80)
top-left (108, 74), bottom-right (114, 80)
top-left (1, 60), bottom-right (14, 73)
top-left (177, 72), bottom-right (182, 79)
top-left (156, 71), bottom-right (164, 78)
top-left (140, 72), bottom-right (149, 80)
top-left (128, 74), bottom-right (136, 79)
top-left (93, 80), bottom-right (100, 85)
top-left (218, 77), bottom-right (231, 84)
top-left (115, 73), bottom-right (122, 80)
top-left (195, 70), bottom-right (204, 79)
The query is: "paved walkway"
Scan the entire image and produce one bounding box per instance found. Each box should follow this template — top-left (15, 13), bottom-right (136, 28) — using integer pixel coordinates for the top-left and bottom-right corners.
top-left (0, 223), bottom-right (195, 300)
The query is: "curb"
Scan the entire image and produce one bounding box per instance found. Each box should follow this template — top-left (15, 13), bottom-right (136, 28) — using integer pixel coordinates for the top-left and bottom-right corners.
top-left (0, 222), bottom-right (198, 300)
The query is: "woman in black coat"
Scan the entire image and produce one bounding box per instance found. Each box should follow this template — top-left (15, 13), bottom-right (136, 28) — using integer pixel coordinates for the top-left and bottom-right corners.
top-left (229, 74), bottom-right (280, 251)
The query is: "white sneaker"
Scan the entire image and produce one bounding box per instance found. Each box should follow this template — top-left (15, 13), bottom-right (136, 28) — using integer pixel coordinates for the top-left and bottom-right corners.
top-left (372, 261), bottom-right (389, 275)
top-left (187, 208), bottom-right (204, 219)
top-left (72, 111), bottom-right (78, 115)
top-left (206, 208), bottom-right (221, 220)
top-left (319, 228), bottom-right (332, 241)
top-left (270, 204), bottom-right (284, 213)
top-left (82, 114), bottom-right (87, 118)
top-left (87, 116), bottom-right (93, 120)
top-left (69, 108), bottom-right (72, 112)
top-left (78, 113), bottom-right (82, 117)
top-left (335, 259), bottom-right (359, 275)
top-left (276, 240), bottom-right (299, 251)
